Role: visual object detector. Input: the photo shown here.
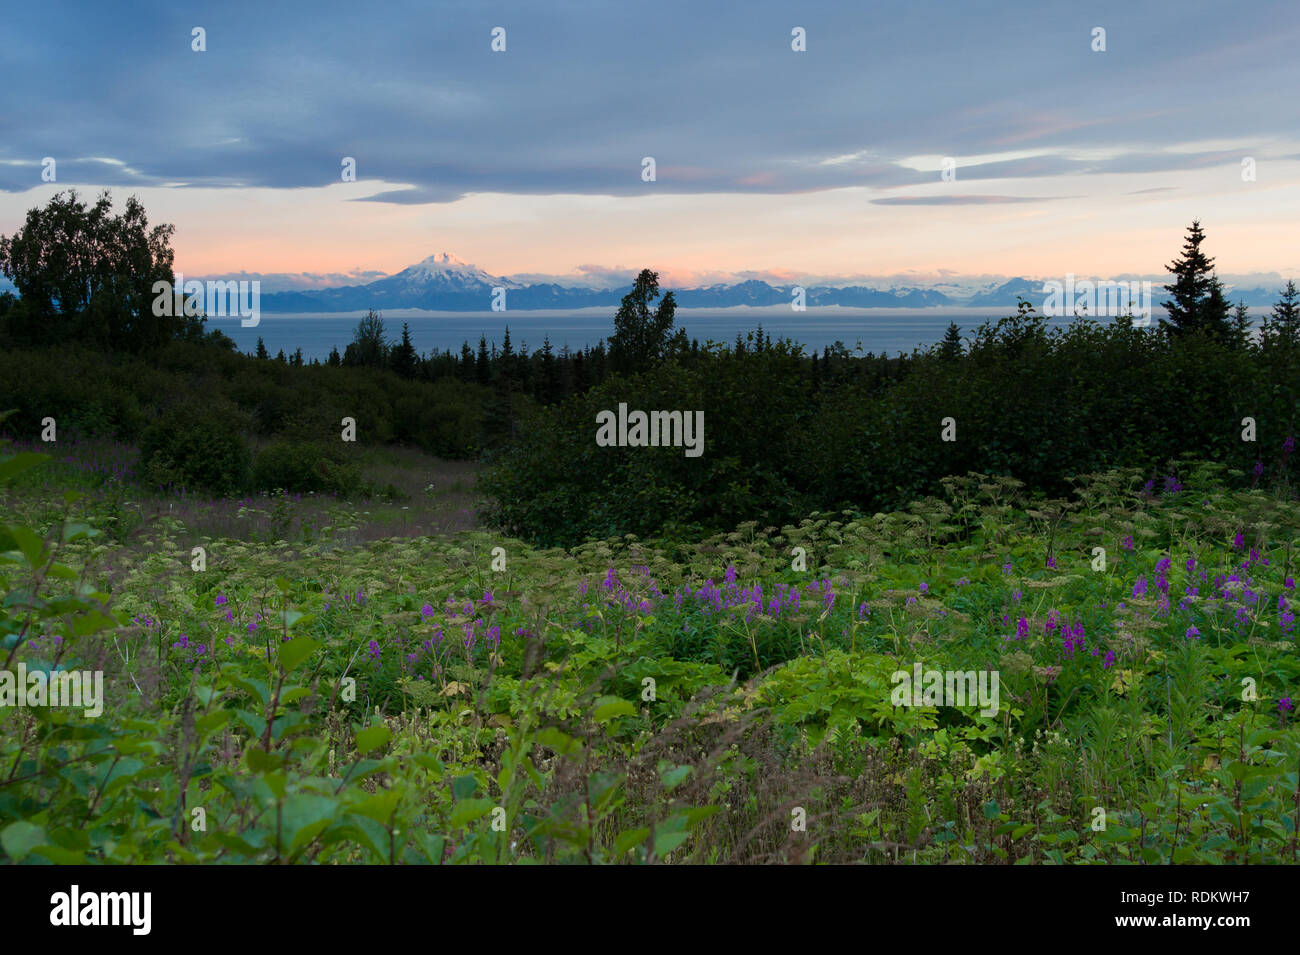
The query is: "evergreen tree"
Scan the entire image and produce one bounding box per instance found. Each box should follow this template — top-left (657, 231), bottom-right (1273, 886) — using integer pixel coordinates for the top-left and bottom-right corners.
top-left (572, 349), bottom-right (589, 394)
top-left (256, 336), bottom-right (269, 360)
top-left (1263, 279), bottom-right (1300, 347)
top-left (327, 345), bottom-right (341, 366)
top-left (390, 321), bottom-right (418, 378)
top-left (537, 335), bottom-right (561, 404)
top-left (476, 335), bottom-right (491, 385)
top-left (459, 341), bottom-right (476, 381)
top-left (939, 322), bottom-right (963, 360)
top-left (291, 347), bottom-right (304, 367)
top-left (1231, 302), bottom-right (1252, 350)
top-left (275, 348), bottom-right (287, 363)
top-left (1160, 220), bottom-right (1231, 340)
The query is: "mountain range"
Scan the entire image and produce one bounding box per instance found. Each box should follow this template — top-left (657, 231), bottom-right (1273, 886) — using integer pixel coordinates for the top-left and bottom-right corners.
top-left (252, 254), bottom-right (1291, 313)
top-left (0, 252), bottom-right (1289, 311)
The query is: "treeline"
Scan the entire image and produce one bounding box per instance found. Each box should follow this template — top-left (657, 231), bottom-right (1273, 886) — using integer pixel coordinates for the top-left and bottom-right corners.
top-left (480, 306), bottom-right (1300, 546)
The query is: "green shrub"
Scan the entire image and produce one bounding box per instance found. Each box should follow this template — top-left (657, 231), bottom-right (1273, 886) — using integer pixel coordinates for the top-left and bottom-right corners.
top-left (139, 400), bottom-right (252, 494)
top-left (252, 439), bottom-right (362, 494)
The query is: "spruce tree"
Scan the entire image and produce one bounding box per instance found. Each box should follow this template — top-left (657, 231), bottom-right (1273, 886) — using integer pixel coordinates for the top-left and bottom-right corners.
top-left (939, 322), bottom-right (963, 360)
top-left (1264, 279), bottom-right (1300, 347)
top-left (390, 322), bottom-right (418, 378)
top-left (256, 336), bottom-right (269, 360)
top-left (1231, 302), bottom-right (1252, 350)
top-left (1160, 220), bottom-right (1231, 340)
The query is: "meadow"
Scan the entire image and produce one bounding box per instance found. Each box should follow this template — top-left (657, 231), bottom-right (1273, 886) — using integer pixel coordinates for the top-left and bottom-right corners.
top-left (3, 433), bottom-right (1298, 864)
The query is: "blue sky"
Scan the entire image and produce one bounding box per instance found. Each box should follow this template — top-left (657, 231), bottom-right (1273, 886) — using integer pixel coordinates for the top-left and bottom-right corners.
top-left (2, 0), bottom-right (1298, 290)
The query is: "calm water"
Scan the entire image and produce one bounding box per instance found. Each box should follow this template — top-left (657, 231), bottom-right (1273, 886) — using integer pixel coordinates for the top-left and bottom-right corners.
top-left (217, 306), bottom-right (1115, 362)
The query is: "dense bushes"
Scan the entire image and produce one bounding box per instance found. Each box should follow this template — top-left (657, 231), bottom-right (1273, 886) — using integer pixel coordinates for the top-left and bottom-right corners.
top-left (138, 400), bottom-right (252, 494)
top-left (482, 313), bottom-right (1300, 546)
top-left (252, 439), bottom-right (362, 494)
top-left (0, 341), bottom-right (492, 463)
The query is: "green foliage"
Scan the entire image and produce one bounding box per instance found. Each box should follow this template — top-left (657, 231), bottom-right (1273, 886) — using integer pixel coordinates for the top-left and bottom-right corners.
top-left (0, 190), bottom-right (179, 352)
top-left (4, 439), bottom-right (1300, 863)
top-left (252, 439), bottom-right (361, 495)
top-left (484, 305), bottom-right (1298, 547)
top-left (139, 400), bottom-right (252, 494)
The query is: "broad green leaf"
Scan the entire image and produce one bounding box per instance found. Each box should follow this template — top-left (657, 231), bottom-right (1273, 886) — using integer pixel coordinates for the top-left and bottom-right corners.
top-left (278, 636), bottom-right (320, 673)
top-left (354, 724), bottom-right (391, 755)
top-left (593, 696), bottom-right (635, 723)
top-left (1, 821), bottom-right (46, 862)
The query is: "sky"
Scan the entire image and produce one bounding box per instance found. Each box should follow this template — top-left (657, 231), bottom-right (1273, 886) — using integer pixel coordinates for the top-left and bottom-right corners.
top-left (2, 0), bottom-right (1298, 292)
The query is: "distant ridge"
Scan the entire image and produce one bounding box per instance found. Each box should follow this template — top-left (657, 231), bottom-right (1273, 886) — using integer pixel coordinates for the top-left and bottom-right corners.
top-left (39, 253), bottom-right (1277, 313)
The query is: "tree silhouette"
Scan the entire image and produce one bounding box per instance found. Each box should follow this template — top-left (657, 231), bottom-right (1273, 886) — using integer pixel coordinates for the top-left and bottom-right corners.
top-left (389, 321), bottom-right (418, 378)
top-left (0, 190), bottom-right (179, 351)
top-left (609, 269), bottom-right (681, 373)
top-left (1160, 220), bottom-right (1231, 340)
top-left (343, 308), bottom-right (388, 367)
top-left (939, 322), bottom-right (963, 360)
top-left (1263, 279), bottom-right (1299, 347)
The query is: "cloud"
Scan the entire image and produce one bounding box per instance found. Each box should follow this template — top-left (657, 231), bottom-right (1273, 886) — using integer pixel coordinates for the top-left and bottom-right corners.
top-left (870, 195), bottom-right (1068, 206)
top-left (1, 0), bottom-right (1295, 206)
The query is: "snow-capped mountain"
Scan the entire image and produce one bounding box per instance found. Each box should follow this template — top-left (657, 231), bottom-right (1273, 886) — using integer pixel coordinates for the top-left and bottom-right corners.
top-left (389, 252), bottom-right (515, 290)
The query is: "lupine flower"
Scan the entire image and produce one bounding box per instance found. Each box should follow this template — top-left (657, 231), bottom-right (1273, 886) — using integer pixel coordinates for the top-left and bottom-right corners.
top-left (1279, 697), bottom-right (1293, 713)
top-left (1253, 460), bottom-right (1264, 480)
top-left (1132, 576), bottom-right (1148, 598)
top-left (1046, 556), bottom-right (1057, 570)
top-left (1185, 626), bottom-right (1200, 640)
top-left (1233, 531), bottom-right (1245, 550)
top-left (1016, 616), bottom-right (1029, 641)
top-left (1002, 561), bottom-right (1013, 575)
top-left (1122, 535), bottom-right (1134, 551)
top-left (215, 594), bottom-right (228, 607)
top-left (420, 604), bottom-right (435, 620)
top-left (918, 582), bottom-right (929, 594)
top-left (1103, 650), bottom-right (1116, 669)
top-left (367, 639), bottom-right (380, 661)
